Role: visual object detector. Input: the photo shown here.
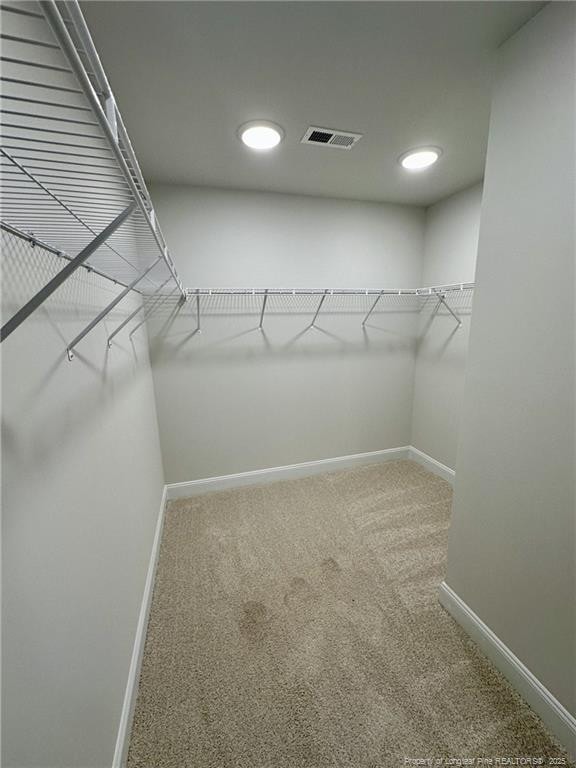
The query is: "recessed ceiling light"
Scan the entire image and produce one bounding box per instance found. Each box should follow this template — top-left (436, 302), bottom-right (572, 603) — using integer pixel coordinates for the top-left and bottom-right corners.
top-left (239, 121), bottom-right (284, 151)
top-left (400, 147), bottom-right (442, 171)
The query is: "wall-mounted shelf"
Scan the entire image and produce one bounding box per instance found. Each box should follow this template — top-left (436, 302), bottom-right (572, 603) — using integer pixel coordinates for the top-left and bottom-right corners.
top-left (0, 1), bottom-right (474, 356)
top-left (0, 0), bottom-right (184, 343)
top-left (132, 282), bottom-right (475, 341)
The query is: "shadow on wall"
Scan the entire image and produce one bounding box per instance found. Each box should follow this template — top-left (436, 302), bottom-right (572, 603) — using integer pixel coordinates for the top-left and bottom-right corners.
top-left (0, 349), bottom-right (153, 481)
top-left (1, 232), bottom-right (156, 477)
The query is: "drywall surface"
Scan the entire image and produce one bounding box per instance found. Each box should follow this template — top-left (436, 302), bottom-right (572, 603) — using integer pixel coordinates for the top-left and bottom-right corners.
top-left (411, 184), bottom-right (482, 469)
top-left (1, 232), bottom-right (166, 767)
top-left (446, 2), bottom-right (575, 719)
top-left (147, 185), bottom-right (425, 483)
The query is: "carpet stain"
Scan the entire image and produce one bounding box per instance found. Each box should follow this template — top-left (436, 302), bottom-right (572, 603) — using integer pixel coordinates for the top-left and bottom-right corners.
top-left (238, 600), bottom-right (270, 643)
top-left (284, 576), bottom-right (316, 606)
top-left (127, 460), bottom-right (573, 768)
top-left (320, 556), bottom-right (342, 575)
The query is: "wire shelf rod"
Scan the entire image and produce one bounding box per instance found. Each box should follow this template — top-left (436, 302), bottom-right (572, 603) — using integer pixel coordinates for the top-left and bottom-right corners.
top-left (0, 55), bottom-right (74, 74)
top-left (1, 5), bottom-right (45, 19)
top-left (1, 121), bottom-right (107, 139)
top-left (1, 94), bottom-right (92, 111)
top-left (0, 134), bottom-right (113, 153)
top-left (1, 165), bottom-right (129, 182)
top-left (2, 183), bottom-right (133, 201)
top-left (3, 153), bottom-right (125, 170)
top-left (0, 108), bottom-right (100, 126)
top-left (0, 75), bottom-right (84, 94)
top-left (0, 33), bottom-right (61, 50)
top-left (1, 147), bottom-right (116, 163)
top-left (1, 169), bottom-right (132, 185)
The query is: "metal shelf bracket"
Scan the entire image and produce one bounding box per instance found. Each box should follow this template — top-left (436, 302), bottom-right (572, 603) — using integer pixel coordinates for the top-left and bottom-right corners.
top-left (106, 277), bottom-right (171, 348)
top-left (309, 290), bottom-right (328, 329)
top-left (362, 291), bottom-right (384, 326)
top-left (258, 289), bottom-right (269, 330)
top-left (66, 255), bottom-right (161, 360)
top-left (433, 290), bottom-right (462, 328)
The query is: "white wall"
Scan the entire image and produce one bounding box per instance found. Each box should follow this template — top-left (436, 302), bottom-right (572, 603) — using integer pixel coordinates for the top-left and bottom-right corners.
top-left (1, 231), bottom-right (166, 767)
top-left (446, 0), bottom-right (575, 724)
top-left (411, 184), bottom-right (482, 469)
top-left (147, 185), bottom-right (425, 483)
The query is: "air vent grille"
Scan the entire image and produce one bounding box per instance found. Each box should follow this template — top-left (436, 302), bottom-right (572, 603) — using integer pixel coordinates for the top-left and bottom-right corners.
top-left (301, 126), bottom-right (362, 150)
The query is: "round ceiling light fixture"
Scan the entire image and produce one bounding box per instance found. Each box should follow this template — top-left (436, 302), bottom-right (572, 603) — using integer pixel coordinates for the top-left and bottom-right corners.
top-left (399, 147), bottom-right (442, 171)
top-left (239, 120), bottom-right (284, 151)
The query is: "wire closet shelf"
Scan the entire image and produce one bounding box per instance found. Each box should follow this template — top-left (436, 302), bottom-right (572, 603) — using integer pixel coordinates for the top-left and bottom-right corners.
top-left (0, 0), bottom-right (184, 347)
top-left (0, 1), bottom-right (474, 356)
top-left (150, 282), bottom-right (475, 335)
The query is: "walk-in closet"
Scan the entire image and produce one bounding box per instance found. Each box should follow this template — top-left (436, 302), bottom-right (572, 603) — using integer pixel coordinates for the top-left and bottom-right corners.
top-left (2, 2), bottom-right (575, 767)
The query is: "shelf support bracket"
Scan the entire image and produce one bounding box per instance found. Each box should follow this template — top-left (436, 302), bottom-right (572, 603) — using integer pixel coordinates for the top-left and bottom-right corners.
top-left (104, 94), bottom-right (118, 141)
top-left (66, 256), bottom-right (161, 360)
top-left (0, 203), bottom-right (137, 343)
top-left (362, 291), bottom-right (383, 326)
top-left (196, 289), bottom-right (201, 333)
top-left (128, 285), bottom-right (181, 338)
top-left (107, 277), bottom-right (171, 347)
top-left (309, 291), bottom-right (328, 329)
top-left (434, 291), bottom-right (462, 328)
top-left (258, 290), bottom-right (268, 330)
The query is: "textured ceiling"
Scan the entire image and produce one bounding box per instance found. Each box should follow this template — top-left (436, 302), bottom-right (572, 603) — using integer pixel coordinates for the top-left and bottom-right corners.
top-left (82, 1), bottom-right (543, 206)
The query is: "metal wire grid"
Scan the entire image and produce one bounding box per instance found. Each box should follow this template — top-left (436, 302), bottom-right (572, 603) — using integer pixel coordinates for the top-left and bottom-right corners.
top-left (147, 285), bottom-right (474, 320)
top-left (1, 226), bottom-right (139, 321)
top-left (0, 0), bottom-right (182, 295)
top-left (183, 292), bottom-right (421, 317)
top-left (0, 1), bottom-right (474, 349)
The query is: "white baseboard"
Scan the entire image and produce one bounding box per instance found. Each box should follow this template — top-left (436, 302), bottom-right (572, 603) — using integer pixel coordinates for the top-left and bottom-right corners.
top-left (409, 446), bottom-right (455, 485)
top-left (166, 446), bottom-right (411, 500)
top-left (439, 581), bottom-right (576, 758)
top-left (112, 485), bottom-right (167, 768)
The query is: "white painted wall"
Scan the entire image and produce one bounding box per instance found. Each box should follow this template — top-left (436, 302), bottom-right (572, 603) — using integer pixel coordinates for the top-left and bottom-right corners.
top-left (147, 185), bottom-right (425, 483)
top-left (1, 232), bottom-right (166, 767)
top-left (446, 1), bottom-right (575, 722)
top-left (411, 184), bottom-right (482, 469)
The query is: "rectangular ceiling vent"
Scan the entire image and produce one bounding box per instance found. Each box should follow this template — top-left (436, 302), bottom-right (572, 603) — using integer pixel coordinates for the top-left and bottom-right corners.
top-left (301, 126), bottom-right (363, 150)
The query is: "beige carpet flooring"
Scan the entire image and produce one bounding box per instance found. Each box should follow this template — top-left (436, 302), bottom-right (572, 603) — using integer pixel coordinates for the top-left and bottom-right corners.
top-left (128, 460), bottom-right (572, 767)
